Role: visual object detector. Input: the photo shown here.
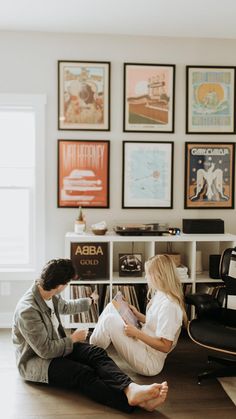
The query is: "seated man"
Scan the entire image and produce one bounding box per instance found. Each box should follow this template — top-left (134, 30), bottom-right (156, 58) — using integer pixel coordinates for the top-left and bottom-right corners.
top-left (12, 258), bottom-right (168, 413)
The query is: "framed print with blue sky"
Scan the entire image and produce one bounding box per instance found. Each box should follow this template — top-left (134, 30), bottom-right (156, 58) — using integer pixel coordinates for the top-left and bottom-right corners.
top-left (186, 66), bottom-right (236, 134)
top-left (122, 141), bottom-right (173, 209)
top-left (123, 63), bottom-right (175, 133)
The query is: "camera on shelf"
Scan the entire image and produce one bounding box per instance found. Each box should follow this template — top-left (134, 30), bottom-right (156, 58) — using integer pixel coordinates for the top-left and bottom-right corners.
top-left (119, 253), bottom-right (143, 277)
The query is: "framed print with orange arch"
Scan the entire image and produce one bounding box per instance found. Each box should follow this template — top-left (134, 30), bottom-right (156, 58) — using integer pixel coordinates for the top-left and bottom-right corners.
top-left (58, 140), bottom-right (110, 208)
top-left (186, 66), bottom-right (236, 134)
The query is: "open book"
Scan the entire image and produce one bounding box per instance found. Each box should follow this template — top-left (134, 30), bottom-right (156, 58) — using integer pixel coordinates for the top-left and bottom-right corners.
top-left (112, 291), bottom-right (140, 328)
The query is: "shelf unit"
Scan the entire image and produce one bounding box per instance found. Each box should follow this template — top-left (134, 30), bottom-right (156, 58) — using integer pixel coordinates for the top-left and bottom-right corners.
top-left (63, 231), bottom-right (236, 328)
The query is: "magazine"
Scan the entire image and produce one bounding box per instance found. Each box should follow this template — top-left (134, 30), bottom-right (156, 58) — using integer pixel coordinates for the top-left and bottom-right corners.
top-left (112, 291), bottom-right (140, 328)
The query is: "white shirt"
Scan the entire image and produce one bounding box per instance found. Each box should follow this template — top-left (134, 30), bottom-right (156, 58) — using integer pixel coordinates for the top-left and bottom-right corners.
top-left (142, 290), bottom-right (183, 351)
top-left (44, 298), bottom-right (60, 337)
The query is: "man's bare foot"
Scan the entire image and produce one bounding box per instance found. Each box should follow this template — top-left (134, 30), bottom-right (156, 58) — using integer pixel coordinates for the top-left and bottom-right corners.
top-left (125, 382), bottom-right (162, 406)
top-left (140, 381), bottom-right (168, 411)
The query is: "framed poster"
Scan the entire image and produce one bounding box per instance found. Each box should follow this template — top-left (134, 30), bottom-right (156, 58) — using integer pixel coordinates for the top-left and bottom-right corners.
top-left (58, 61), bottom-right (110, 131)
top-left (71, 242), bottom-right (109, 280)
top-left (58, 140), bottom-right (110, 208)
top-left (186, 66), bottom-right (236, 134)
top-left (184, 142), bottom-right (235, 209)
top-left (122, 141), bottom-right (173, 209)
top-left (123, 63), bottom-right (175, 132)
top-left (119, 253), bottom-right (143, 277)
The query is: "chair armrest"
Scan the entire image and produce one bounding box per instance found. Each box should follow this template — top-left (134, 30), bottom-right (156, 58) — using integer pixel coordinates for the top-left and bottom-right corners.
top-left (185, 293), bottom-right (221, 319)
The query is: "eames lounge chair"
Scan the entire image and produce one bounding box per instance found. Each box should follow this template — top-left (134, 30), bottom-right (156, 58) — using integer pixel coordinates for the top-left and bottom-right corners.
top-left (186, 247), bottom-right (236, 384)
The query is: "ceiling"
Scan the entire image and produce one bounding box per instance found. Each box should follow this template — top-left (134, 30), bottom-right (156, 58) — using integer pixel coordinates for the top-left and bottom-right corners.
top-left (1, 0), bottom-right (236, 39)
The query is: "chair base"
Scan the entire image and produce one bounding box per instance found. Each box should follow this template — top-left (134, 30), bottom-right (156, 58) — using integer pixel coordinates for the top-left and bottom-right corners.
top-left (198, 355), bottom-right (236, 384)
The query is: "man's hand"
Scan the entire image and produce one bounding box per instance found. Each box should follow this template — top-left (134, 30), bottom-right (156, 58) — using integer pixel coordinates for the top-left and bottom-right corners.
top-left (124, 323), bottom-right (139, 339)
top-left (71, 328), bottom-right (89, 343)
top-left (90, 290), bottom-right (99, 303)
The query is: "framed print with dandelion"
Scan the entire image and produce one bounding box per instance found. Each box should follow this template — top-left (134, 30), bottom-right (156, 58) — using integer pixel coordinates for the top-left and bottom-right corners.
top-left (122, 141), bottom-right (174, 209)
top-left (184, 142), bottom-right (235, 209)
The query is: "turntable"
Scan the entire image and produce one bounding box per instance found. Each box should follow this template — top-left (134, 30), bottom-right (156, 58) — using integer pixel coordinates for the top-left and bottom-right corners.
top-left (114, 223), bottom-right (169, 236)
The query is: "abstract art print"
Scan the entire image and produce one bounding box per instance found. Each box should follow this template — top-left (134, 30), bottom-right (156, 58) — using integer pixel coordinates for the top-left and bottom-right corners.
top-left (185, 142), bottom-right (235, 209)
top-left (123, 63), bottom-right (175, 132)
top-left (186, 66), bottom-right (236, 134)
top-left (58, 140), bottom-right (110, 208)
top-left (122, 141), bottom-right (173, 208)
top-left (58, 61), bottom-right (110, 131)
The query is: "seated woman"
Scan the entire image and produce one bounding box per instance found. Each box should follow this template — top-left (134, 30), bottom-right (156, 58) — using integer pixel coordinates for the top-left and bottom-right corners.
top-left (90, 254), bottom-right (187, 376)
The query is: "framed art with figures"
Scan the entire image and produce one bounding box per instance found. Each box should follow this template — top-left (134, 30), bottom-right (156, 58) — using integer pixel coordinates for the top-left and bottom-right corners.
top-left (58, 61), bottom-right (110, 131)
top-left (184, 142), bottom-right (235, 209)
top-left (186, 66), bottom-right (236, 134)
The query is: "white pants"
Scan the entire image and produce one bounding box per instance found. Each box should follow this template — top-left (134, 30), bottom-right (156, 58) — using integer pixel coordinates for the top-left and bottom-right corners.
top-left (90, 302), bottom-right (165, 376)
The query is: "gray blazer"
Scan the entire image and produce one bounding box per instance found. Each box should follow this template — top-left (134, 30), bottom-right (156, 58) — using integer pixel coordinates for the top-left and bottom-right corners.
top-left (12, 282), bottom-right (90, 383)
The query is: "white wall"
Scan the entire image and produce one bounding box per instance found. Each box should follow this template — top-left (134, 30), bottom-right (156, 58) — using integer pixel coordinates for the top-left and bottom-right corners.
top-left (0, 31), bottom-right (236, 324)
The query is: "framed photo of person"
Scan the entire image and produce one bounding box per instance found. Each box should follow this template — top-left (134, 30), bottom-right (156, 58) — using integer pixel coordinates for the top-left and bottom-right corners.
top-left (186, 66), bottom-right (236, 134)
top-left (58, 61), bottom-right (110, 131)
top-left (184, 142), bottom-right (235, 209)
top-left (58, 139), bottom-right (110, 208)
top-left (123, 63), bottom-right (175, 132)
top-left (122, 141), bottom-right (174, 209)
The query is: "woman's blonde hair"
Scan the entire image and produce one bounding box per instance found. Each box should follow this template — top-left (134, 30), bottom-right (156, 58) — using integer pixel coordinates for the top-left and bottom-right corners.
top-left (145, 254), bottom-right (188, 325)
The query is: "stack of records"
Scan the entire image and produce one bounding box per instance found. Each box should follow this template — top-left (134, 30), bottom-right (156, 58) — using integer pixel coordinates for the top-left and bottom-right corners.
top-left (176, 265), bottom-right (189, 281)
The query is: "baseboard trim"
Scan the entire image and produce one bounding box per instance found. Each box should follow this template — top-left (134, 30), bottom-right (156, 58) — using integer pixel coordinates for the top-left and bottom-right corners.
top-left (0, 312), bottom-right (13, 328)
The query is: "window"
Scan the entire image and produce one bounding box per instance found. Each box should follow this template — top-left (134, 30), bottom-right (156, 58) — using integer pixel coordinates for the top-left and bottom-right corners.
top-left (0, 94), bottom-right (46, 279)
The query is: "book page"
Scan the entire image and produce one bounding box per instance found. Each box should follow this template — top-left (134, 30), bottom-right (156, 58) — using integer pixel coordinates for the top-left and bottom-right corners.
top-left (112, 291), bottom-right (140, 328)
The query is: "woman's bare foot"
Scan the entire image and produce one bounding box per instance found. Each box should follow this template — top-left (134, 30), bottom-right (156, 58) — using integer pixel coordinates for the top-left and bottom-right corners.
top-left (140, 381), bottom-right (168, 411)
top-left (125, 382), bottom-right (162, 406)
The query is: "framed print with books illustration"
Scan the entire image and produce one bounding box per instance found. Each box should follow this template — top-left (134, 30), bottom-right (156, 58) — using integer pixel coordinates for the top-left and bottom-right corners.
top-left (186, 66), bottom-right (236, 134)
top-left (184, 142), bottom-right (235, 209)
top-left (123, 63), bottom-right (175, 132)
top-left (122, 141), bottom-right (173, 209)
top-left (58, 61), bottom-right (110, 131)
top-left (58, 139), bottom-right (110, 208)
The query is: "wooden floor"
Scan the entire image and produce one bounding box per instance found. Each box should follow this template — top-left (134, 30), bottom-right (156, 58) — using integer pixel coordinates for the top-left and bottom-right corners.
top-left (0, 329), bottom-right (235, 419)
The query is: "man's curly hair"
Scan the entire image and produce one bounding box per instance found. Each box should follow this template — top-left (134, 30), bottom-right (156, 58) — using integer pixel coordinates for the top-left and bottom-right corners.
top-left (39, 259), bottom-right (76, 291)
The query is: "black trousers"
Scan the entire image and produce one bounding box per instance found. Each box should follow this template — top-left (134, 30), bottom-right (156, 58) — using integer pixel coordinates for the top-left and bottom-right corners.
top-left (48, 342), bottom-right (134, 413)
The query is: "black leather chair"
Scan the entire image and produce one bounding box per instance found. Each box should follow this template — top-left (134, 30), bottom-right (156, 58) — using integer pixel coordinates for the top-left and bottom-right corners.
top-left (186, 247), bottom-right (236, 384)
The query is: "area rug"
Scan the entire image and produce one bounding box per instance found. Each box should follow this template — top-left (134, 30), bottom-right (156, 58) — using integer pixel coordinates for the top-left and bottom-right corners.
top-left (218, 377), bottom-right (236, 405)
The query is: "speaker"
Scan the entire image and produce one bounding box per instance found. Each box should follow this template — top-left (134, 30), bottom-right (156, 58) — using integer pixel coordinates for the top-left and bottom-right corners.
top-left (182, 219), bottom-right (224, 234)
top-left (209, 254), bottom-right (221, 279)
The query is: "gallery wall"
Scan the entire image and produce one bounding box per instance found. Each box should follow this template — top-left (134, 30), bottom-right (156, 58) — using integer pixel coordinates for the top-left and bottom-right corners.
top-left (0, 30), bottom-right (236, 324)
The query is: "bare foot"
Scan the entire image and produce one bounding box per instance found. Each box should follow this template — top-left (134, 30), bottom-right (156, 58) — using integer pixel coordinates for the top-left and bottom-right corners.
top-left (125, 382), bottom-right (162, 406)
top-left (140, 381), bottom-right (168, 411)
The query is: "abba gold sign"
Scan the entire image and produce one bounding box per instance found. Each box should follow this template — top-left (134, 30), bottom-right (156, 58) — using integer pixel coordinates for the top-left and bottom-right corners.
top-left (71, 242), bottom-right (108, 279)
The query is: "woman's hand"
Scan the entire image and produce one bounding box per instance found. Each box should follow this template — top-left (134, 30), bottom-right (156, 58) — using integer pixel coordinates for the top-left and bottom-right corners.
top-left (124, 323), bottom-right (140, 339)
top-left (129, 304), bottom-right (140, 317)
top-left (129, 304), bottom-right (146, 323)
top-left (71, 328), bottom-right (89, 343)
